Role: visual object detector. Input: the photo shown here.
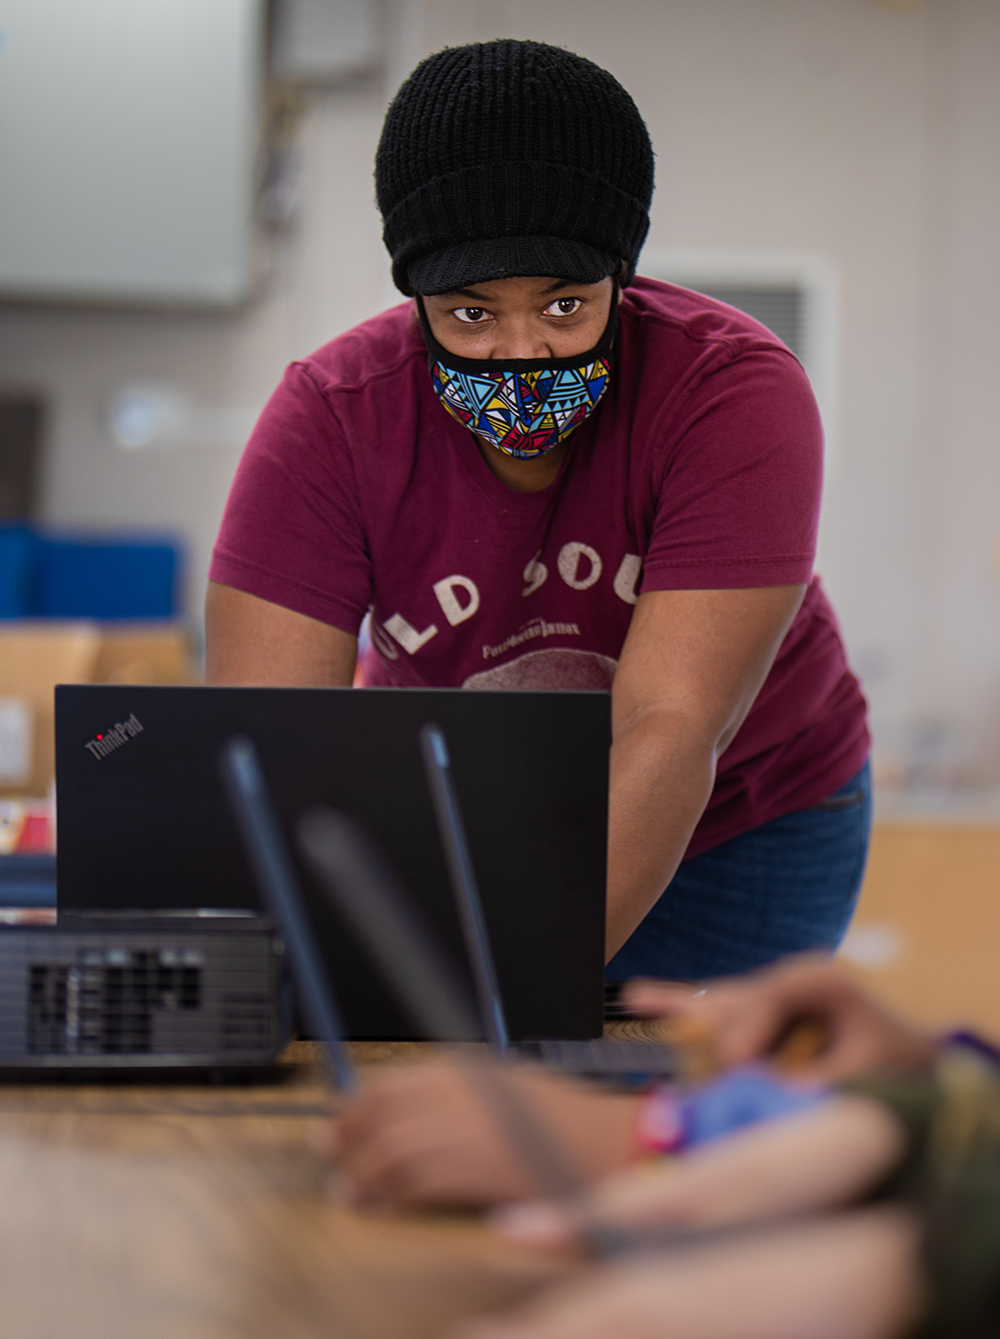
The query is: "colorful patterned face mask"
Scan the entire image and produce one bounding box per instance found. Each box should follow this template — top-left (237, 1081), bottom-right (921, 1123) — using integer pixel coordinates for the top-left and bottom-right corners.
top-left (418, 293), bottom-right (617, 459)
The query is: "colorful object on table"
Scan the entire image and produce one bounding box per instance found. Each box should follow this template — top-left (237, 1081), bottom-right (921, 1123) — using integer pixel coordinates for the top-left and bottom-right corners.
top-left (430, 355), bottom-right (612, 458)
top-left (0, 800), bottom-right (54, 856)
top-left (633, 1063), bottom-right (830, 1157)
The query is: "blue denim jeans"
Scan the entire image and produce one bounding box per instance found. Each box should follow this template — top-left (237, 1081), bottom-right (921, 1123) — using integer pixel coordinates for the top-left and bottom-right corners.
top-left (606, 762), bottom-right (872, 983)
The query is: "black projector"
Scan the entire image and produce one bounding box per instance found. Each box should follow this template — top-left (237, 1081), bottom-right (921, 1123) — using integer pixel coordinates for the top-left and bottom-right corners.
top-left (0, 916), bottom-right (290, 1074)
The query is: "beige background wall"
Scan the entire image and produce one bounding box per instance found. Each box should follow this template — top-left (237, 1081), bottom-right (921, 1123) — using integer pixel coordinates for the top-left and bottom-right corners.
top-left (849, 822), bottom-right (1000, 1035)
top-left (1, 0), bottom-right (998, 782)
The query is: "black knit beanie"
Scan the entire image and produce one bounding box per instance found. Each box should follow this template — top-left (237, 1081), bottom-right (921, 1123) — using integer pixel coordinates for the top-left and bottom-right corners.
top-left (375, 40), bottom-right (655, 296)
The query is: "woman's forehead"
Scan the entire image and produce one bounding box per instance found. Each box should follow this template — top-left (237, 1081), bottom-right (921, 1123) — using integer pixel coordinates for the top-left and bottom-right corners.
top-left (424, 276), bottom-right (612, 304)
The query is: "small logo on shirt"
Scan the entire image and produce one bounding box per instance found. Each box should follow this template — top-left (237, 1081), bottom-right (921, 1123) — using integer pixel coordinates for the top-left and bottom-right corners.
top-left (482, 617), bottom-right (581, 660)
top-left (84, 713), bottom-right (144, 759)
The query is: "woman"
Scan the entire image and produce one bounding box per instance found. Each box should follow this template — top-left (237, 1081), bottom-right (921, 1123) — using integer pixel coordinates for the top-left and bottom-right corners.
top-left (207, 40), bottom-right (870, 978)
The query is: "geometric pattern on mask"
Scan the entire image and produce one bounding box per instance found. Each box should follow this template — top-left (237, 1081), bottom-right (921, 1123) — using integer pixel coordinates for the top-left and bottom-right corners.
top-left (431, 356), bottom-right (612, 459)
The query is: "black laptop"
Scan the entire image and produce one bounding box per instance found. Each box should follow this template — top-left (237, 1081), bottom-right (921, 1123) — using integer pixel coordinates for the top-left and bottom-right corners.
top-left (55, 685), bottom-right (609, 1042)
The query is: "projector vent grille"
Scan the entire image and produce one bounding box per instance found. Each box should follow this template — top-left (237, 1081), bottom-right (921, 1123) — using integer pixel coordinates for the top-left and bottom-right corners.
top-left (27, 953), bottom-right (203, 1055)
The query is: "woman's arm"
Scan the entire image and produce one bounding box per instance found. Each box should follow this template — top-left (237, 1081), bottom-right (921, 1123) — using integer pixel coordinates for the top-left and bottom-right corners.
top-left (204, 581), bottom-right (358, 687)
top-left (605, 584), bottom-right (804, 959)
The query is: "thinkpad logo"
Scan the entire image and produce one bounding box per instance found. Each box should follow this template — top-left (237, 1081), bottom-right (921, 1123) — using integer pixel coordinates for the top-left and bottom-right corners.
top-left (85, 713), bottom-right (144, 759)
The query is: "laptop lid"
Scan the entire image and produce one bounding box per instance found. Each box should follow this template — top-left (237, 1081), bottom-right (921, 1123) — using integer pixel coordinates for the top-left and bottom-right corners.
top-left (56, 684), bottom-right (609, 1041)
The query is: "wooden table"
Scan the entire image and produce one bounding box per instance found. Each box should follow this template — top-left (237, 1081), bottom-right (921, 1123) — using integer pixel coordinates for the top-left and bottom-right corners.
top-left (0, 1043), bottom-right (573, 1339)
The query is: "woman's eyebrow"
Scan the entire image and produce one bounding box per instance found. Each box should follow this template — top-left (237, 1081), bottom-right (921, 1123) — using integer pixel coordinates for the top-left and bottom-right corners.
top-left (444, 279), bottom-right (577, 301)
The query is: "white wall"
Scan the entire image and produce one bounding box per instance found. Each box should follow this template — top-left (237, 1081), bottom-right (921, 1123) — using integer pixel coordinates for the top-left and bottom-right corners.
top-left (0, 83), bottom-right (390, 647)
top-left (1, 0), bottom-right (998, 783)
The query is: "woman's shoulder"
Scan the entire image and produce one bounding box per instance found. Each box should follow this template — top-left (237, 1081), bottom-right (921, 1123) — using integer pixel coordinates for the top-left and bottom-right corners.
top-left (295, 300), bottom-right (427, 398)
top-left (622, 274), bottom-right (796, 359)
top-left (615, 275), bottom-right (816, 442)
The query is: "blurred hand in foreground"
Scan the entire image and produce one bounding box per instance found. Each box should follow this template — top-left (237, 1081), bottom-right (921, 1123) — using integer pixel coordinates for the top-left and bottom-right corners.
top-left (319, 955), bottom-right (936, 1211)
top-left (320, 1057), bottom-right (638, 1208)
top-left (453, 1207), bottom-right (925, 1339)
top-left (630, 953), bottom-right (937, 1083)
top-left (491, 1094), bottom-right (904, 1249)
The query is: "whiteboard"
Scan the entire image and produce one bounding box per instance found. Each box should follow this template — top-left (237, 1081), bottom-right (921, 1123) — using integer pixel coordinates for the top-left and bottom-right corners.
top-left (0, 0), bottom-right (263, 305)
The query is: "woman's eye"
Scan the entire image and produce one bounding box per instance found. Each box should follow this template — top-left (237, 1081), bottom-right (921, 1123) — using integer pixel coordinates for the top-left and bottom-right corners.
top-left (454, 307), bottom-right (488, 323)
top-left (545, 297), bottom-right (583, 317)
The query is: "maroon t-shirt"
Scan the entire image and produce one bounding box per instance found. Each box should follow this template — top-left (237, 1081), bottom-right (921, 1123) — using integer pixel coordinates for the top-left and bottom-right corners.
top-left (211, 276), bottom-right (869, 858)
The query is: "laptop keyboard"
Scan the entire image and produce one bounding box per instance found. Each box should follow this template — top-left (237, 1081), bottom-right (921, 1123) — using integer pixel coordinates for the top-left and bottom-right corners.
top-left (514, 1037), bottom-right (679, 1082)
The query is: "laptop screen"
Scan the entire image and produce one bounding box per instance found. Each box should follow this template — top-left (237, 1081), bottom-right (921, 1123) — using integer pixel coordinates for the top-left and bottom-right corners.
top-left (56, 684), bottom-right (609, 1042)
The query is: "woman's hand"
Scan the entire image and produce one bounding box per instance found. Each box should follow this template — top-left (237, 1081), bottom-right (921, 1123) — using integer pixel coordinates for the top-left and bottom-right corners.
top-left (492, 1095), bottom-right (905, 1249)
top-left (453, 1207), bottom-right (925, 1339)
top-left (321, 1058), bottom-right (640, 1208)
top-left (627, 954), bottom-right (936, 1083)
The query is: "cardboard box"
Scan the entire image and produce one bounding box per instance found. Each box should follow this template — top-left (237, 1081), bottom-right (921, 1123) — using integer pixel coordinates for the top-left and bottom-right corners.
top-left (0, 622), bottom-right (197, 798)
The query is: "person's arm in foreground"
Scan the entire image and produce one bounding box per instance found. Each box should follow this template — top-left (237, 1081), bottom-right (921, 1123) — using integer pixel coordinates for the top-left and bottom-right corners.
top-left (477, 1048), bottom-right (1000, 1339)
top-left (493, 1092), bottom-right (906, 1246)
top-left (605, 585), bottom-right (803, 959)
top-left (461, 1097), bottom-right (923, 1339)
top-left (326, 958), bottom-right (937, 1209)
top-left (204, 581), bottom-right (357, 686)
top-left (454, 1208), bottom-right (924, 1339)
